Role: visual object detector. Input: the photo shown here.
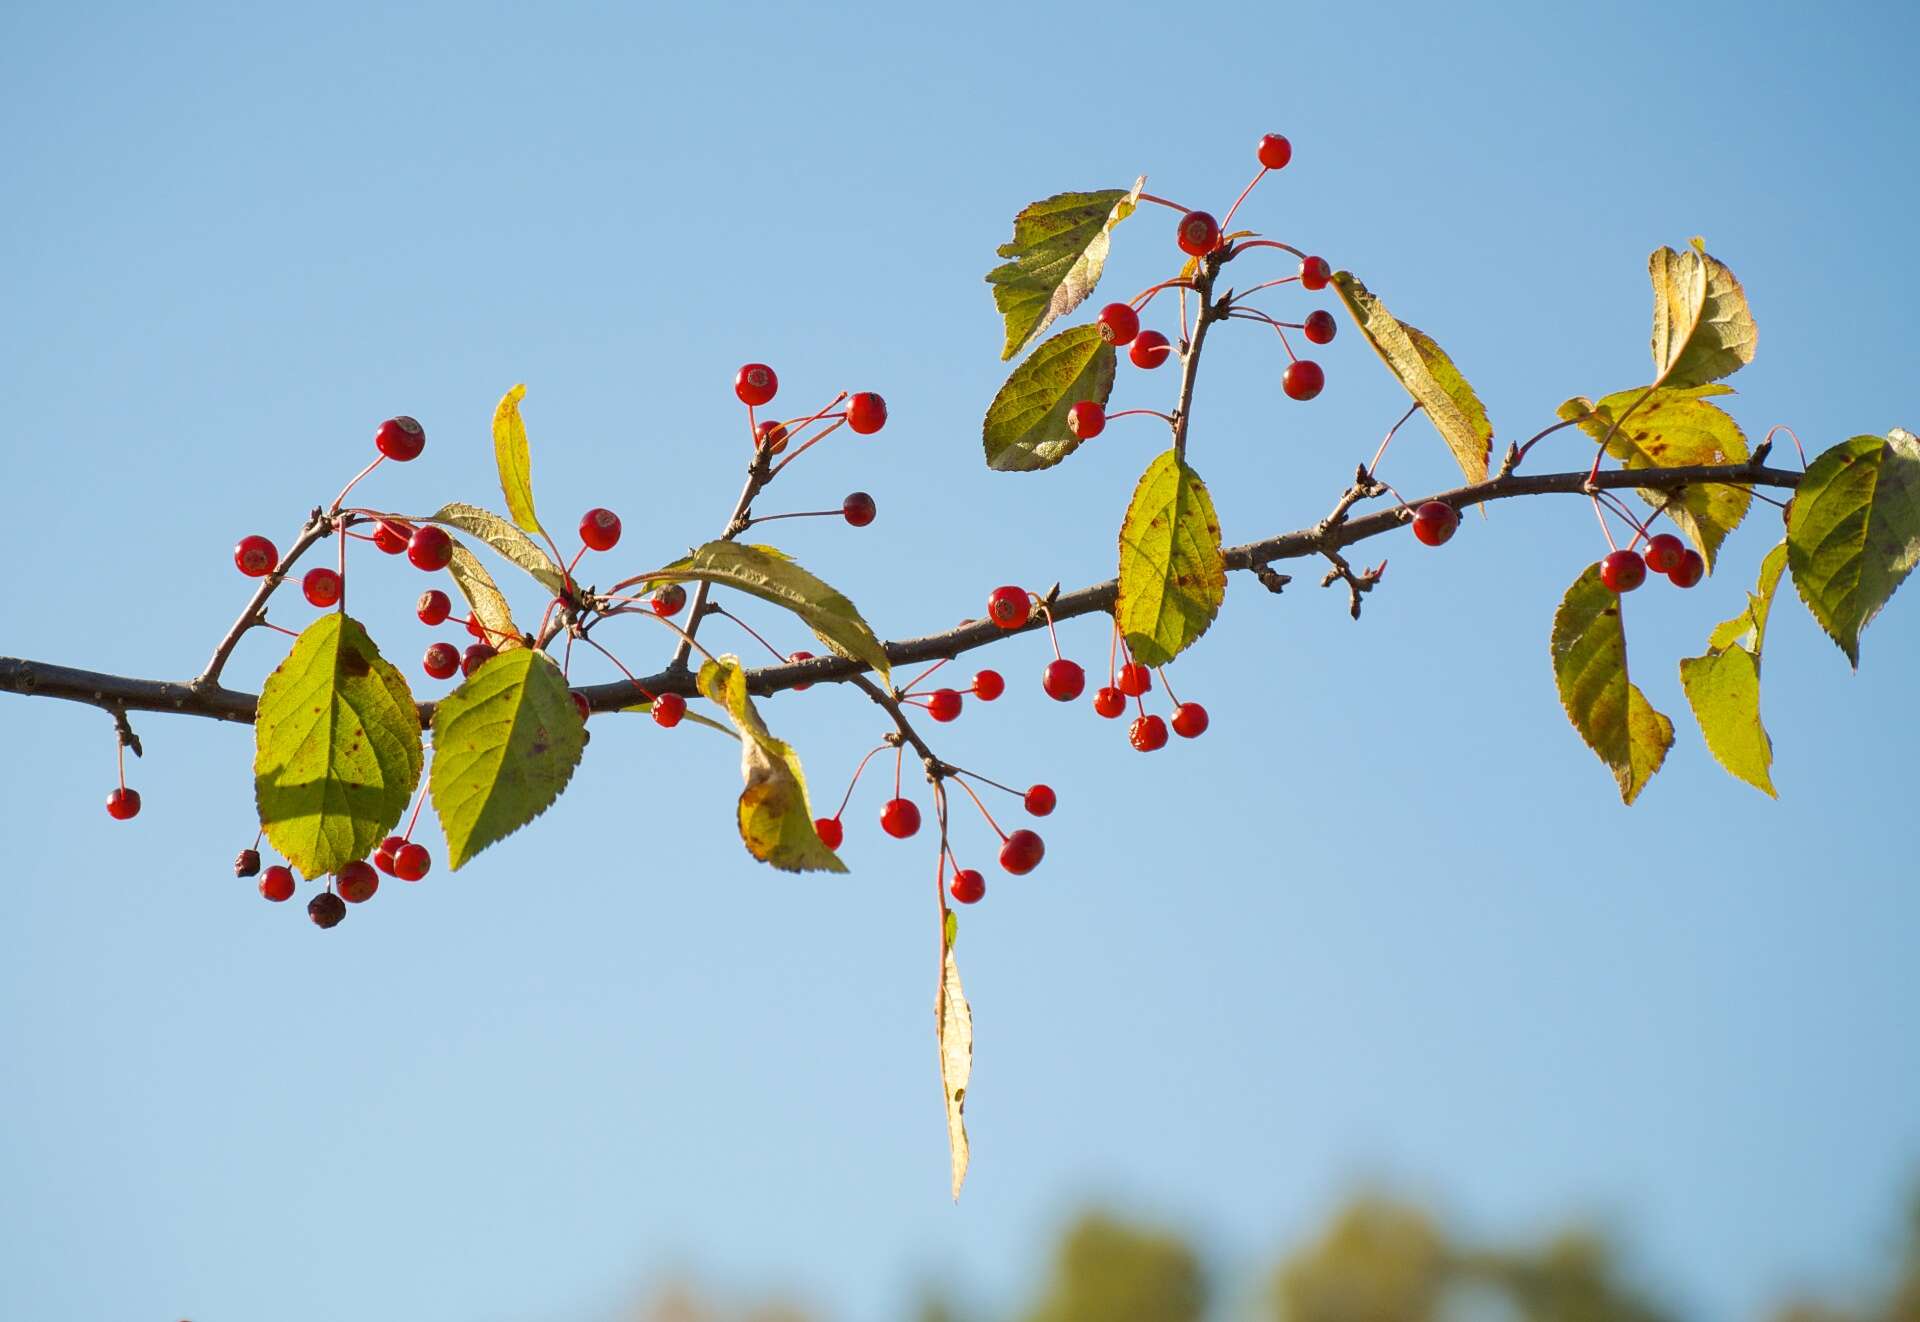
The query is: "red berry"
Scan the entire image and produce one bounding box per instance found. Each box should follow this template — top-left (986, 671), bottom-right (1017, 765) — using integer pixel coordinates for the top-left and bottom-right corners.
top-left (987, 586), bottom-right (1031, 630)
top-left (417, 589), bottom-right (452, 626)
top-left (1411, 501), bottom-right (1459, 547)
top-left (1177, 209), bottom-right (1221, 257)
top-left (1669, 549), bottom-right (1706, 589)
top-left (815, 817), bottom-right (844, 850)
top-left (406, 525), bottom-right (453, 572)
top-left (971, 669), bottom-right (1005, 701)
top-left (374, 414), bottom-right (426, 462)
top-left (393, 843), bottom-right (431, 882)
top-left (755, 419), bottom-right (790, 454)
top-left (1129, 714), bottom-right (1169, 751)
top-left (1092, 686), bottom-right (1126, 719)
top-left (1117, 662), bottom-right (1152, 697)
top-left (308, 892), bottom-right (346, 929)
top-left (301, 567), bottom-right (342, 608)
top-left (1023, 784), bottom-right (1056, 816)
top-left (880, 797), bottom-right (921, 839)
top-left (466, 617), bottom-right (488, 639)
top-left (234, 849), bottom-right (262, 878)
top-left (1257, 133), bottom-right (1293, 170)
top-left (106, 786), bottom-right (141, 820)
top-left (847, 391), bottom-right (888, 435)
top-left (927, 688), bottom-right (963, 722)
top-left (1130, 330), bottom-right (1172, 369)
top-left (1171, 702), bottom-right (1209, 738)
top-left (337, 861), bottom-right (379, 904)
top-left (735, 363), bottom-right (778, 407)
top-left (842, 491), bottom-right (877, 527)
top-left (999, 829), bottom-right (1045, 876)
top-left (1067, 400), bottom-right (1106, 440)
top-left (1282, 360), bottom-right (1325, 401)
top-left (461, 642), bottom-right (496, 676)
top-left (234, 534), bottom-right (278, 578)
top-left (423, 642), bottom-right (460, 679)
top-left (1043, 658), bottom-right (1086, 701)
top-left (950, 869), bottom-right (986, 905)
top-left (374, 835), bottom-right (406, 876)
top-left (1299, 256), bottom-right (1332, 290)
top-left (571, 690), bottom-right (591, 722)
top-left (1644, 533), bottom-right (1686, 574)
top-left (1097, 302), bottom-right (1141, 346)
top-left (651, 584), bottom-right (687, 617)
top-left (579, 508), bottom-right (622, 552)
top-left (652, 692), bottom-right (686, 728)
top-left (260, 865), bottom-right (296, 902)
top-left (788, 651), bottom-right (815, 692)
top-left (1600, 549), bottom-right (1648, 594)
top-left (372, 519), bottom-right (412, 555)
top-left (1302, 309), bottom-right (1337, 345)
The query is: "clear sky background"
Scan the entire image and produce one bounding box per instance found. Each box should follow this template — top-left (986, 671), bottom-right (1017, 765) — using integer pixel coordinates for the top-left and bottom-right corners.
top-left (3, 2), bottom-right (1917, 1319)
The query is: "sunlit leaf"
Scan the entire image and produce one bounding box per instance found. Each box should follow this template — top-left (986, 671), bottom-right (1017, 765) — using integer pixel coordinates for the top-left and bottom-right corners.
top-left (981, 325), bottom-right (1116, 472)
top-left (1706, 539), bottom-right (1789, 654)
top-left (1550, 564), bottom-right (1673, 805)
top-left (446, 542), bottom-right (524, 650)
top-left (429, 647), bottom-right (584, 870)
top-left (406, 502), bottom-right (568, 595)
top-left (1786, 429), bottom-right (1920, 666)
top-left (1115, 449), bottom-right (1225, 667)
top-left (697, 656), bottom-right (847, 873)
top-left (1559, 385), bottom-right (1750, 569)
top-left (939, 917), bottom-right (972, 1201)
top-left (254, 614), bottom-right (423, 878)
top-left (640, 543), bottom-right (889, 683)
top-left (985, 179), bottom-right (1143, 360)
top-left (492, 383), bottom-right (542, 535)
top-left (1330, 272), bottom-right (1491, 484)
top-left (1649, 238), bottom-right (1757, 389)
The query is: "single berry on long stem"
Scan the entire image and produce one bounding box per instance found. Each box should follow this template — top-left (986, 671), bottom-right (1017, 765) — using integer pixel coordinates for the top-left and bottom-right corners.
top-left (950, 869), bottom-right (986, 904)
top-left (999, 829), bottom-right (1045, 875)
top-left (1257, 133), bottom-right (1293, 170)
top-left (927, 688), bottom-right (963, 722)
top-left (1130, 330), bottom-right (1172, 369)
top-left (1303, 310), bottom-right (1337, 344)
top-left (987, 586), bottom-right (1031, 630)
top-left (842, 491), bottom-right (877, 526)
top-left (417, 589), bottom-right (452, 626)
top-left (735, 363), bottom-right (778, 407)
top-left (260, 866), bottom-right (296, 902)
top-left (308, 892), bottom-right (346, 929)
top-left (579, 508), bottom-right (622, 552)
top-left (234, 535), bottom-right (278, 578)
top-left (1067, 401), bottom-right (1105, 440)
top-left (652, 693), bottom-right (687, 728)
top-left (1129, 714), bottom-right (1169, 751)
top-left (234, 849), bottom-right (262, 878)
top-left (337, 861), bottom-right (379, 904)
top-left (106, 786), bottom-right (141, 820)
top-left (1043, 659), bottom-right (1086, 701)
top-left (1171, 702), bottom-right (1209, 738)
top-left (1098, 302), bottom-right (1140, 346)
top-left (1282, 360), bottom-right (1325, 401)
top-left (815, 817), bottom-right (844, 850)
top-left (1411, 501), bottom-right (1459, 547)
top-left (971, 669), bottom-right (1005, 701)
top-left (302, 567), bottom-right (342, 608)
top-left (1600, 549), bottom-right (1648, 594)
top-left (1117, 662), bottom-right (1152, 697)
top-left (847, 392), bottom-right (888, 434)
top-left (407, 525), bottom-right (453, 572)
top-left (1299, 256), bottom-right (1332, 290)
top-left (1177, 210), bottom-right (1221, 257)
top-left (374, 415), bottom-right (426, 462)
top-left (1023, 784), bottom-right (1056, 816)
top-left (394, 843), bottom-right (431, 881)
top-left (1092, 686), bottom-right (1126, 719)
top-left (880, 797), bottom-right (922, 839)
top-left (1644, 532), bottom-right (1686, 574)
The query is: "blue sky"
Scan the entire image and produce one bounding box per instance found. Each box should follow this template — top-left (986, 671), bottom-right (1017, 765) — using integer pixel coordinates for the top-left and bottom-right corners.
top-left (3, 2), bottom-right (1917, 1318)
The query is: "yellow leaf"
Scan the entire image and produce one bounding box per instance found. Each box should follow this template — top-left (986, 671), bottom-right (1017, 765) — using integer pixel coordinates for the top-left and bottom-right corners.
top-left (697, 656), bottom-right (846, 873)
top-left (939, 917), bottom-right (972, 1202)
top-left (492, 383), bottom-right (542, 535)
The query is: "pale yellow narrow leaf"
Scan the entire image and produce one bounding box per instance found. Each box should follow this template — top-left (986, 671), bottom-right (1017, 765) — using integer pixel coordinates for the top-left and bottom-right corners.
top-left (446, 542), bottom-right (524, 651)
top-left (939, 921), bottom-right (972, 1202)
top-left (409, 502), bottom-right (568, 595)
top-left (492, 383), bottom-right (542, 534)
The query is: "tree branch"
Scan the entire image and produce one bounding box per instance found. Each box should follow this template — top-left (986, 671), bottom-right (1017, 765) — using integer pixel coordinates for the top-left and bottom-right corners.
top-left (0, 461), bottom-right (1803, 728)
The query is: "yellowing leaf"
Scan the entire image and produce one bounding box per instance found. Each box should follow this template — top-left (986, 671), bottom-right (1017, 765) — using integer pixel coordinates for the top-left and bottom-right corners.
top-left (1115, 449), bottom-right (1226, 667)
top-left (1550, 564), bottom-right (1673, 805)
top-left (1331, 272), bottom-right (1491, 484)
top-left (446, 542), bottom-right (524, 651)
top-left (254, 614), bottom-right (423, 877)
top-left (981, 325), bottom-right (1116, 472)
top-left (1678, 541), bottom-right (1789, 800)
top-left (429, 647), bottom-right (584, 870)
top-left (1706, 539), bottom-right (1789, 654)
top-left (1649, 238), bottom-right (1757, 389)
top-left (492, 383), bottom-right (542, 535)
top-left (939, 915), bottom-right (972, 1202)
top-left (642, 543), bottom-right (889, 683)
top-left (985, 179), bottom-right (1144, 361)
top-left (697, 656), bottom-right (846, 873)
top-left (1559, 385), bottom-right (1750, 569)
top-left (406, 502), bottom-right (568, 595)
top-left (1786, 429), bottom-right (1920, 666)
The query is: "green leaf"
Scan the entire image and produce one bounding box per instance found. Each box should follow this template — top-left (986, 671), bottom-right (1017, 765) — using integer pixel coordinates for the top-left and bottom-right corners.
top-left (492, 383), bottom-right (542, 535)
top-left (981, 325), bottom-right (1116, 472)
top-left (1649, 238), bottom-right (1757, 389)
top-left (428, 647), bottom-right (584, 870)
top-left (938, 918), bottom-right (972, 1201)
top-left (407, 502), bottom-right (568, 595)
top-left (640, 542), bottom-right (890, 683)
top-left (446, 541), bottom-right (523, 649)
top-left (697, 656), bottom-right (847, 874)
top-left (1330, 272), bottom-right (1491, 484)
top-left (1558, 385), bottom-right (1750, 570)
top-left (1786, 429), bottom-right (1920, 666)
top-left (1115, 449), bottom-right (1226, 667)
top-left (1679, 542), bottom-right (1788, 798)
top-left (1550, 564), bottom-right (1674, 805)
top-left (254, 613), bottom-right (423, 878)
top-left (985, 179), bottom-right (1144, 361)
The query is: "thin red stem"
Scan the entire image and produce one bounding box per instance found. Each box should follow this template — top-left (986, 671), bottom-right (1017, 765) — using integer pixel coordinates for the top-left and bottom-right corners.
top-left (948, 773), bottom-right (1007, 842)
top-left (328, 455), bottom-right (386, 513)
top-left (1135, 192), bottom-right (1193, 214)
top-left (1228, 238), bottom-right (1307, 260)
top-left (899, 656), bottom-right (953, 696)
top-left (1129, 278), bottom-right (1196, 310)
top-left (1368, 402), bottom-right (1422, 477)
top-left (1219, 167), bottom-right (1268, 231)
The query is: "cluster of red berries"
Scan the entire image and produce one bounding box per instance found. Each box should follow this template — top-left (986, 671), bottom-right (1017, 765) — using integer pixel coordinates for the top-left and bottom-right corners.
top-left (1601, 533), bottom-right (1704, 594)
top-left (229, 829), bottom-right (432, 927)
